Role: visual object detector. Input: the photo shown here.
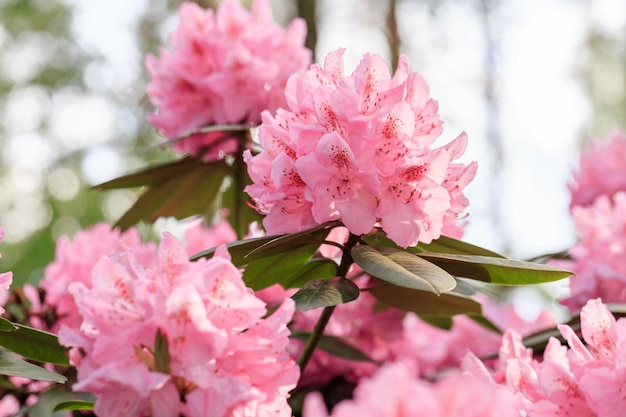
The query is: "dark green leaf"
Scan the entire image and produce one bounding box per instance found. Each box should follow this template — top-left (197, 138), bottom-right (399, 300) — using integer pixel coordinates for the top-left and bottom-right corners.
top-left (114, 159), bottom-right (229, 230)
top-left (414, 252), bottom-right (573, 285)
top-left (351, 245), bottom-right (456, 294)
top-left (0, 318), bottom-right (17, 332)
top-left (154, 328), bottom-right (170, 374)
top-left (0, 324), bottom-right (69, 365)
top-left (281, 259), bottom-right (338, 289)
top-left (0, 348), bottom-right (66, 383)
top-left (292, 277), bottom-right (360, 311)
top-left (94, 157), bottom-right (202, 189)
top-left (243, 244), bottom-right (322, 290)
top-left (53, 400), bottom-right (95, 412)
top-left (370, 284), bottom-right (482, 316)
top-left (291, 332), bottom-right (379, 363)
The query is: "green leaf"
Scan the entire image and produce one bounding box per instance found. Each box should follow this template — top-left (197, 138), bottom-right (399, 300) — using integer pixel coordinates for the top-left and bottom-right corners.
top-left (94, 157), bottom-right (203, 189)
top-left (369, 284), bottom-right (483, 316)
top-left (414, 252), bottom-right (573, 285)
top-left (0, 318), bottom-right (17, 332)
top-left (292, 277), bottom-right (360, 311)
top-left (154, 328), bottom-right (170, 374)
top-left (53, 400), bottom-right (95, 412)
top-left (362, 229), bottom-right (505, 257)
top-left (281, 259), bottom-right (338, 289)
top-left (0, 324), bottom-right (69, 365)
top-left (115, 159), bottom-right (230, 230)
top-left (243, 243), bottom-right (323, 290)
top-left (351, 245), bottom-right (456, 294)
top-left (291, 332), bottom-right (380, 363)
top-left (0, 348), bottom-right (66, 383)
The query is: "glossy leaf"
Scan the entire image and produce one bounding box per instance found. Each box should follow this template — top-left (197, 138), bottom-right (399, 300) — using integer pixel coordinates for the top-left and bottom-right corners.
top-left (351, 245), bottom-right (456, 294)
top-left (292, 277), bottom-right (360, 311)
top-left (281, 259), bottom-right (338, 288)
top-left (0, 324), bottom-right (69, 365)
top-left (0, 348), bottom-right (66, 383)
top-left (369, 284), bottom-right (482, 316)
top-left (115, 159), bottom-right (230, 230)
top-left (291, 332), bottom-right (379, 363)
top-left (362, 229), bottom-right (505, 257)
top-left (414, 252), bottom-right (573, 285)
top-left (53, 401), bottom-right (95, 412)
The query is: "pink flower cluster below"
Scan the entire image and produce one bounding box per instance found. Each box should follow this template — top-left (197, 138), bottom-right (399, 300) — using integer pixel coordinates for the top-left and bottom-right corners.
top-left (58, 233), bottom-right (299, 417)
top-left (146, 0), bottom-right (311, 159)
top-left (0, 228), bottom-right (12, 316)
top-left (245, 49), bottom-right (477, 248)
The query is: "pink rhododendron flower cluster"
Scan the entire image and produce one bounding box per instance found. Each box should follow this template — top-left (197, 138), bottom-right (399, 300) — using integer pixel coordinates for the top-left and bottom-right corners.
top-left (59, 233), bottom-right (299, 417)
top-left (40, 223), bottom-right (157, 331)
top-left (553, 192), bottom-right (626, 312)
top-left (0, 228), bottom-right (13, 316)
top-left (146, 0), bottom-right (311, 160)
top-left (245, 49), bottom-right (477, 248)
top-left (303, 361), bottom-right (519, 417)
top-left (488, 298), bottom-right (626, 416)
top-left (569, 130), bottom-right (626, 208)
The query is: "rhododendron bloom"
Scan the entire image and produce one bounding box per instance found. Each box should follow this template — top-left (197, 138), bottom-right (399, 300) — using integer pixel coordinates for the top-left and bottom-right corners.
top-left (0, 228), bottom-right (12, 316)
top-left (245, 49), bottom-right (477, 247)
top-left (552, 192), bottom-right (626, 312)
top-left (569, 130), bottom-right (626, 207)
top-left (59, 233), bottom-right (298, 417)
top-left (303, 362), bottom-right (519, 417)
top-left (146, 0), bottom-right (311, 159)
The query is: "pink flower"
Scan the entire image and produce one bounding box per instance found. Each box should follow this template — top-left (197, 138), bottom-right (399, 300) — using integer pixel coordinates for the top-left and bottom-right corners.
top-left (146, 0), bottom-right (311, 160)
top-left (0, 228), bottom-right (13, 316)
top-left (569, 131), bottom-right (626, 208)
top-left (554, 192), bottom-right (626, 312)
top-left (245, 49), bottom-right (476, 247)
top-left (303, 362), bottom-right (519, 417)
top-left (59, 233), bottom-right (299, 417)
top-left (40, 223), bottom-right (157, 332)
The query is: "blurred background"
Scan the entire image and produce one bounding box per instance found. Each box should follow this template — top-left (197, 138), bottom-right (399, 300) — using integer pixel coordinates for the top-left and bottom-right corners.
top-left (0, 0), bottom-right (624, 314)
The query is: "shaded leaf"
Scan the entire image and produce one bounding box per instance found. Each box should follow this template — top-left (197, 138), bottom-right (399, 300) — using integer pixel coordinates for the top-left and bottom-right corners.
top-left (291, 332), bottom-right (379, 363)
top-left (243, 244), bottom-right (323, 290)
top-left (370, 284), bottom-right (482, 316)
top-left (0, 324), bottom-right (69, 365)
top-left (292, 277), bottom-right (360, 311)
top-left (351, 245), bottom-right (456, 294)
top-left (0, 348), bottom-right (66, 383)
top-left (94, 157), bottom-right (203, 189)
top-left (154, 328), bottom-right (170, 374)
top-left (414, 252), bottom-right (573, 285)
top-left (0, 317), bottom-right (17, 332)
top-left (282, 259), bottom-right (338, 289)
top-left (53, 401), bottom-right (95, 412)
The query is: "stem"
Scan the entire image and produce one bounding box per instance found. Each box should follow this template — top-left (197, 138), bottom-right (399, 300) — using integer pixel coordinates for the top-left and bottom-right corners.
top-left (297, 233), bottom-right (359, 372)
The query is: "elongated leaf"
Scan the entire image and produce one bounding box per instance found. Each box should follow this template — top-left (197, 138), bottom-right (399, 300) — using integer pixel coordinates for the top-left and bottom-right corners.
top-left (154, 328), bottom-right (170, 374)
top-left (351, 245), bottom-right (456, 294)
top-left (282, 259), bottom-right (338, 288)
top-left (362, 229), bottom-right (505, 257)
top-left (0, 324), bottom-right (69, 365)
top-left (414, 252), bottom-right (573, 285)
top-left (292, 277), bottom-right (360, 311)
top-left (0, 318), bottom-right (17, 332)
top-left (191, 222), bottom-right (335, 265)
top-left (0, 348), bottom-right (66, 383)
top-left (370, 284), bottom-right (482, 316)
top-left (94, 157), bottom-right (203, 189)
top-left (53, 401), bottom-right (95, 412)
top-left (291, 332), bottom-right (379, 363)
top-left (243, 244), bottom-right (323, 290)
